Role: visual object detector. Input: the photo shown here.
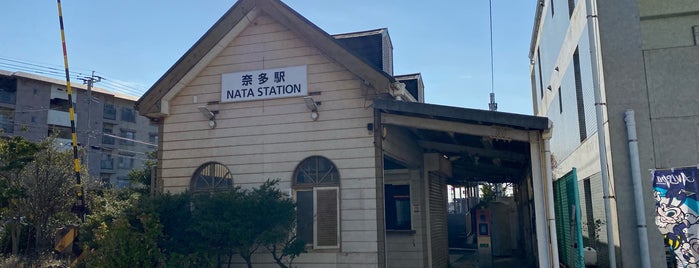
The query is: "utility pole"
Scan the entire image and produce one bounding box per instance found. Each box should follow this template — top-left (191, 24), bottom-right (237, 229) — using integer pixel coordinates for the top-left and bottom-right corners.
top-left (79, 72), bottom-right (102, 178)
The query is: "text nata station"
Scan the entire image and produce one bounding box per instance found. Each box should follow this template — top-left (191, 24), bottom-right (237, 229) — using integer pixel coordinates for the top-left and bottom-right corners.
top-left (221, 65), bottom-right (307, 103)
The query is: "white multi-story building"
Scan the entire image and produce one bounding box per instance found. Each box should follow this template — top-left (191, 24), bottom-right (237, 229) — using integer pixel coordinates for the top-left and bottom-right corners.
top-left (530, 0), bottom-right (699, 267)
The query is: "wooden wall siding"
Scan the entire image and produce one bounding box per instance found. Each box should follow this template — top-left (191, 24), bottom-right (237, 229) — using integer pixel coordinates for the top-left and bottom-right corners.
top-left (385, 169), bottom-right (426, 267)
top-left (165, 98), bottom-right (371, 131)
top-left (159, 13), bottom-right (380, 266)
top-left (377, 121), bottom-right (422, 267)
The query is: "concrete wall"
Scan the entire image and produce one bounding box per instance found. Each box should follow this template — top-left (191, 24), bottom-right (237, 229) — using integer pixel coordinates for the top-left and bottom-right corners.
top-left (599, 1), bottom-right (699, 267)
top-left (643, 46), bottom-right (699, 167)
top-left (14, 78), bottom-right (50, 141)
top-left (159, 13), bottom-right (380, 267)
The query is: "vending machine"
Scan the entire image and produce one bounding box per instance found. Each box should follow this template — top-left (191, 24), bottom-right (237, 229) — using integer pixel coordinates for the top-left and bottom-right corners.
top-left (476, 208), bottom-right (493, 268)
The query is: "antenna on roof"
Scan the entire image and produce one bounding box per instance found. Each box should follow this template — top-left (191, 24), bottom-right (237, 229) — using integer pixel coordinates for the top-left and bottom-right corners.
top-left (488, 0), bottom-right (498, 112)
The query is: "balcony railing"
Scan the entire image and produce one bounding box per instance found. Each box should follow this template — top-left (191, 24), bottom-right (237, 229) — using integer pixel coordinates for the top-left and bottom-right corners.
top-left (47, 110), bottom-right (75, 127)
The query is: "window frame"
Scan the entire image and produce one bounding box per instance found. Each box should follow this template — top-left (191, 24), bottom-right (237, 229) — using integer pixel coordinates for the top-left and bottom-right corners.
top-left (100, 152), bottom-right (114, 170)
top-left (0, 107), bottom-right (14, 134)
top-left (148, 132), bottom-right (158, 144)
top-left (102, 124), bottom-right (115, 145)
top-left (295, 189), bottom-right (314, 247)
top-left (385, 184), bottom-right (412, 231)
top-left (293, 156), bottom-right (340, 187)
top-left (103, 103), bottom-right (116, 120)
top-left (49, 98), bottom-right (71, 112)
top-left (537, 47), bottom-right (544, 99)
top-left (119, 129), bottom-right (135, 146)
top-left (120, 107), bottom-right (136, 123)
top-left (48, 124), bottom-right (72, 140)
top-left (118, 156), bottom-right (134, 170)
top-left (190, 161), bottom-right (233, 193)
top-left (292, 156), bottom-right (341, 250)
top-left (558, 86), bottom-right (563, 114)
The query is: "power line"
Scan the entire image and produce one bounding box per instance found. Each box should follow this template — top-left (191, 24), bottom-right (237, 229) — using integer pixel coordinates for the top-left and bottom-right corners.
top-left (93, 71), bottom-right (145, 92)
top-left (2, 119), bottom-right (157, 148)
top-left (0, 56), bottom-right (147, 97)
top-left (0, 57), bottom-right (91, 77)
top-left (99, 79), bottom-right (145, 96)
top-left (0, 62), bottom-right (81, 80)
top-left (102, 133), bottom-right (157, 147)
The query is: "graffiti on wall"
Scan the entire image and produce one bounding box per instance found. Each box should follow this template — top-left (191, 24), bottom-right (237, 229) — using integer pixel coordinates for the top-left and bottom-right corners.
top-left (653, 167), bottom-right (699, 267)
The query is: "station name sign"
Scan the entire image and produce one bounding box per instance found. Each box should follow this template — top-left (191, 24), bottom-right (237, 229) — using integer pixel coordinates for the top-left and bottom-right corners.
top-left (221, 65), bottom-right (307, 103)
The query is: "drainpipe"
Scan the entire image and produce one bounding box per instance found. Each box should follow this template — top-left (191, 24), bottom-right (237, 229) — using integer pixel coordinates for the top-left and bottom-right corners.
top-left (624, 110), bottom-right (651, 268)
top-left (586, 0), bottom-right (617, 266)
top-left (530, 132), bottom-right (550, 268)
top-left (543, 136), bottom-right (560, 268)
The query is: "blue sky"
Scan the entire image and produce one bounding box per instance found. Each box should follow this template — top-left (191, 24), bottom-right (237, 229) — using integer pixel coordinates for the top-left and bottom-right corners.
top-left (0, 1), bottom-right (536, 114)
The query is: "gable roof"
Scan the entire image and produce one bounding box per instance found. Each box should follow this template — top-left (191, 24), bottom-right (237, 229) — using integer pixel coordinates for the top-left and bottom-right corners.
top-left (394, 73), bottom-right (423, 102)
top-left (136, 0), bottom-right (396, 117)
top-left (333, 28), bottom-right (393, 75)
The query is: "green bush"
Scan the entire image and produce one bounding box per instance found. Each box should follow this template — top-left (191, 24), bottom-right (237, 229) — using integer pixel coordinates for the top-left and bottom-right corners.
top-left (79, 180), bottom-right (303, 267)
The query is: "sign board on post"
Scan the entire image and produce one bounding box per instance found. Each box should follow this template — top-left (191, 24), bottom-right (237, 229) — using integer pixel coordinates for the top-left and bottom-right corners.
top-left (221, 65), bottom-right (307, 103)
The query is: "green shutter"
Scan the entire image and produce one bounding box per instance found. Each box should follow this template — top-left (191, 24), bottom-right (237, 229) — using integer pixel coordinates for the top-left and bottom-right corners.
top-left (554, 168), bottom-right (585, 267)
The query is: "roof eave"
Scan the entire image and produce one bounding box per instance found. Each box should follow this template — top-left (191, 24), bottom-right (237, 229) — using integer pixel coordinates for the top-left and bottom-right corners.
top-left (137, 0), bottom-right (395, 117)
top-left (265, 0), bottom-right (395, 87)
top-left (136, 0), bottom-right (257, 116)
top-left (373, 98), bottom-right (550, 131)
top-left (529, 1), bottom-right (545, 59)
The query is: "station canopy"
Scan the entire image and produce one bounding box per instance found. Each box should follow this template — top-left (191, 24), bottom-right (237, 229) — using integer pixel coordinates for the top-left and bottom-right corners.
top-left (373, 99), bottom-right (550, 185)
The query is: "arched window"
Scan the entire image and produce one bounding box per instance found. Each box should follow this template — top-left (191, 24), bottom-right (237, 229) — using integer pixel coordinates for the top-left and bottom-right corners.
top-left (293, 156), bottom-right (340, 249)
top-left (191, 162), bottom-right (233, 193)
top-left (294, 156), bottom-right (340, 187)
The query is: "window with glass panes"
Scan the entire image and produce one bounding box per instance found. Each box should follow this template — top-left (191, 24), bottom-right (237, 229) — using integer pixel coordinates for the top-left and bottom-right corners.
top-left (293, 156), bottom-right (340, 249)
top-left (191, 162), bottom-right (233, 193)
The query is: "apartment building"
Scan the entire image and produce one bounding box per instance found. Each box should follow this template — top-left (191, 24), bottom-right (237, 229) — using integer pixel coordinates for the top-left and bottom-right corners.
top-left (530, 0), bottom-right (699, 267)
top-left (0, 70), bottom-right (157, 188)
